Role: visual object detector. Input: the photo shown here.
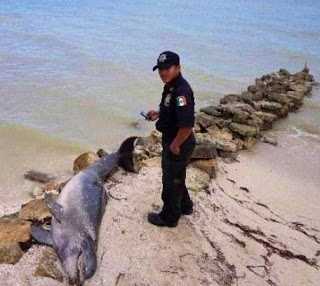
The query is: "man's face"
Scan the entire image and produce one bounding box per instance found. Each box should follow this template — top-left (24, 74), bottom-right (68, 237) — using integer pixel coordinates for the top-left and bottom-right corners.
top-left (158, 65), bottom-right (180, 84)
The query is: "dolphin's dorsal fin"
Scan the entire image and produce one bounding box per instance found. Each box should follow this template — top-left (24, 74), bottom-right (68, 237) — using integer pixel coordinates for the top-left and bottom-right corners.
top-left (44, 193), bottom-right (63, 222)
top-left (30, 225), bottom-right (53, 246)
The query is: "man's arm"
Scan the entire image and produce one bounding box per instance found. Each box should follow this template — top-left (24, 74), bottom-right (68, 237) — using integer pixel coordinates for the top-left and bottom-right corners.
top-left (170, 127), bottom-right (193, 155)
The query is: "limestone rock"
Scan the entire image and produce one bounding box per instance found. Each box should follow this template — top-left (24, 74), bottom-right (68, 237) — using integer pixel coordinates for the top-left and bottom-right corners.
top-left (29, 186), bottom-right (45, 198)
top-left (200, 105), bottom-right (222, 117)
top-left (150, 130), bottom-right (162, 142)
top-left (190, 158), bottom-right (218, 178)
top-left (195, 134), bottom-right (237, 153)
top-left (219, 94), bottom-right (242, 104)
top-left (207, 127), bottom-right (233, 140)
top-left (191, 142), bottom-right (218, 159)
top-left (260, 135), bottom-right (278, 146)
top-left (0, 242), bottom-right (24, 264)
top-left (0, 217), bottom-right (31, 244)
top-left (229, 122), bottom-right (259, 137)
top-left (195, 112), bottom-right (218, 129)
top-left (240, 91), bottom-right (254, 103)
top-left (217, 150), bottom-right (238, 160)
top-left (20, 196), bottom-right (58, 222)
top-left (73, 151), bottom-right (99, 174)
top-left (260, 100), bottom-right (283, 112)
top-left (34, 248), bottom-right (64, 282)
top-left (254, 111), bottom-right (278, 123)
top-left (24, 170), bottom-right (55, 183)
top-left (186, 167), bottom-right (210, 193)
top-left (142, 156), bottom-right (161, 168)
top-left (242, 136), bottom-right (257, 150)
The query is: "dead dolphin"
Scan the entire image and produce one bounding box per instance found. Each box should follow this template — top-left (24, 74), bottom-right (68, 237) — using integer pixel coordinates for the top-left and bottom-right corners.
top-left (31, 136), bottom-right (138, 285)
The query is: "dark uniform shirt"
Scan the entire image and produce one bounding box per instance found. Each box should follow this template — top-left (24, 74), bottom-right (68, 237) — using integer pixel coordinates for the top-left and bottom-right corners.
top-left (155, 73), bottom-right (195, 142)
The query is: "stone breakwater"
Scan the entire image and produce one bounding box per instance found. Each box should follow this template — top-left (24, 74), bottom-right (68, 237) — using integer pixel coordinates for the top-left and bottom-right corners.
top-left (132, 65), bottom-right (317, 178)
top-left (0, 66), bottom-right (317, 282)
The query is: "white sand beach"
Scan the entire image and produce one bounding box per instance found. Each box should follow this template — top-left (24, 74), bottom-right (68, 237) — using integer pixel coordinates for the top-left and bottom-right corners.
top-left (0, 127), bottom-right (319, 286)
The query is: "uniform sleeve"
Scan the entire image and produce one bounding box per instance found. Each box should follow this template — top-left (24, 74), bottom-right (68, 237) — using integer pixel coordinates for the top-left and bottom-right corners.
top-left (174, 89), bottom-right (195, 128)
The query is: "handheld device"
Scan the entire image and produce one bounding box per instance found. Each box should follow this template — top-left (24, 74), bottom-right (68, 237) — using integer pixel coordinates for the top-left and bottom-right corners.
top-left (140, 111), bottom-right (149, 120)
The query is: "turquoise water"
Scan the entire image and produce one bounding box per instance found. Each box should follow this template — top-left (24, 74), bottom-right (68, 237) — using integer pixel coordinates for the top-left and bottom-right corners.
top-left (0, 0), bottom-right (319, 203)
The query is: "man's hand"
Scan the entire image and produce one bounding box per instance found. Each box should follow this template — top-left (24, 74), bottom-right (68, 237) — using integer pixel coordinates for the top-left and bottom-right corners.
top-left (169, 127), bottom-right (193, 156)
top-left (169, 142), bottom-right (180, 155)
top-left (146, 110), bottom-right (159, 121)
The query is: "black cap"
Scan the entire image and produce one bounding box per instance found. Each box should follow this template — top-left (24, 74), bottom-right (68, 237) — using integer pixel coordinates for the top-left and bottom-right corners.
top-left (152, 51), bottom-right (180, 71)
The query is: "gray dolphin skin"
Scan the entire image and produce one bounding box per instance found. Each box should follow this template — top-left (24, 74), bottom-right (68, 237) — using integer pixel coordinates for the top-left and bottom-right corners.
top-left (31, 136), bottom-right (138, 285)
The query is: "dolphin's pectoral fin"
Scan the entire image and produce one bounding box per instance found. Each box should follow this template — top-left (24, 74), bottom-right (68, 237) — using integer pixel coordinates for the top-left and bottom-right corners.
top-left (30, 225), bottom-right (53, 246)
top-left (44, 193), bottom-right (63, 222)
top-left (81, 236), bottom-right (97, 279)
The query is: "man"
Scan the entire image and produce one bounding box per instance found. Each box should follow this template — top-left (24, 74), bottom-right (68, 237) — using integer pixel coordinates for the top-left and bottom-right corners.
top-left (146, 51), bottom-right (196, 228)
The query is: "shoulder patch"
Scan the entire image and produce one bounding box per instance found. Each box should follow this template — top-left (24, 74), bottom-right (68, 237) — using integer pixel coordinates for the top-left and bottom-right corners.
top-left (176, 96), bottom-right (187, 107)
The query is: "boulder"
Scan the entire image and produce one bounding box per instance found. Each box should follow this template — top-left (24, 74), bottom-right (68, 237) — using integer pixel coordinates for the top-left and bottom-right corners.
top-left (200, 105), bottom-right (223, 117)
top-left (195, 134), bottom-right (238, 153)
top-left (142, 156), bottom-right (161, 168)
top-left (207, 127), bottom-right (233, 140)
top-left (288, 83), bottom-right (308, 95)
top-left (73, 151), bottom-right (99, 174)
top-left (29, 186), bottom-right (45, 198)
top-left (150, 130), bottom-right (162, 142)
top-left (195, 112), bottom-right (218, 129)
top-left (260, 135), bottom-right (278, 146)
top-left (229, 122), bottom-right (259, 137)
top-left (20, 196), bottom-right (58, 222)
top-left (0, 242), bottom-right (24, 264)
top-left (278, 68), bottom-right (291, 77)
top-left (254, 111), bottom-right (278, 123)
top-left (215, 117), bottom-right (232, 129)
top-left (217, 150), bottom-right (238, 160)
top-left (285, 93), bottom-right (303, 109)
top-left (240, 91), bottom-right (254, 103)
top-left (266, 92), bottom-right (290, 105)
top-left (0, 217), bottom-right (31, 244)
top-left (247, 84), bottom-right (258, 93)
top-left (34, 248), bottom-right (64, 282)
top-left (186, 167), bottom-right (210, 193)
top-left (190, 158), bottom-right (218, 178)
top-left (232, 109), bottom-right (251, 124)
top-left (24, 170), bottom-right (55, 183)
top-left (219, 94), bottom-right (242, 104)
top-left (191, 142), bottom-right (218, 159)
top-left (242, 136), bottom-right (257, 150)
top-left (252, 90), bottom-right (265, 101)
top-left (260, 100), bottom-right (283, 112)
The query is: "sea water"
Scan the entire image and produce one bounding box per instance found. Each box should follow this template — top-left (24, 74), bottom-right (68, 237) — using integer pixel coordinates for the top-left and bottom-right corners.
top-left (0, 0), bottom-right (319, 205)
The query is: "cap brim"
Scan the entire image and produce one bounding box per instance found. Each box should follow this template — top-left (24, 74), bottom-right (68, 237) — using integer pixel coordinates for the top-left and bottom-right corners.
top-left (152, 63), bottom-right (174, 72)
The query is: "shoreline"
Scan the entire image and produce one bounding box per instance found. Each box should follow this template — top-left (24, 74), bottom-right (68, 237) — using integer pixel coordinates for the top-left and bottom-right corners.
top-left (0, 67), bottom-right (319, 285)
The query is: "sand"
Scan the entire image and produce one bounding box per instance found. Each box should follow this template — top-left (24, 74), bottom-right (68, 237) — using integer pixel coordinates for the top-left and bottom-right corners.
top-left (0, 128), bottom-right (319, 286)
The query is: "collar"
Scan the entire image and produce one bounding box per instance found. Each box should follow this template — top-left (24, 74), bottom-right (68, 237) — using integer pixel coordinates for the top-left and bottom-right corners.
top-left (164, 72), bottom-right (183, 90)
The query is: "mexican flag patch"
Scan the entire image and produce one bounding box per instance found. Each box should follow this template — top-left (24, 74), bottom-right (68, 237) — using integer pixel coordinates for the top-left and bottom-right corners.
top-left (176, 96), bottom-right (187, 107)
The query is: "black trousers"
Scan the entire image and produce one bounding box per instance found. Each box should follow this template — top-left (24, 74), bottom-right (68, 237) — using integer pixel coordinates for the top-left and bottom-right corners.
top-left (160, 132), bottom-right (196, 223)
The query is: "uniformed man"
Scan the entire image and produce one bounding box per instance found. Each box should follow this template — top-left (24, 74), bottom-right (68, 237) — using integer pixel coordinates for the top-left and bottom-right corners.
top-left (146, 51), bottom-right (196, 227)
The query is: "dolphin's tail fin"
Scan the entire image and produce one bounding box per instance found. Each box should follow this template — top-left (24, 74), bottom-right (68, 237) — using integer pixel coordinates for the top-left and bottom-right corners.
top-left (117, 136), bottom-right (139, 173)
top-left (118, 136), bottom-right (139, 155)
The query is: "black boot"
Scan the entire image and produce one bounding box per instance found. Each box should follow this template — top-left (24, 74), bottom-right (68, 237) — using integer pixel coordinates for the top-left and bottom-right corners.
top-left (181, 207), bottom-right (193, 215)
top-left (147, 213), bottom-right (178, 228)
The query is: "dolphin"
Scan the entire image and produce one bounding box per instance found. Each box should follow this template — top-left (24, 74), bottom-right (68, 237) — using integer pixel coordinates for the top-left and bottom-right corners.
top-left (31, 136), bottom-right (138, 285)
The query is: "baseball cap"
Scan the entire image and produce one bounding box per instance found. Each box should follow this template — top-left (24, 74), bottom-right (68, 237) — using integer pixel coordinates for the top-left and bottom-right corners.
top-left (152, 51), bottom-right (180, 71)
